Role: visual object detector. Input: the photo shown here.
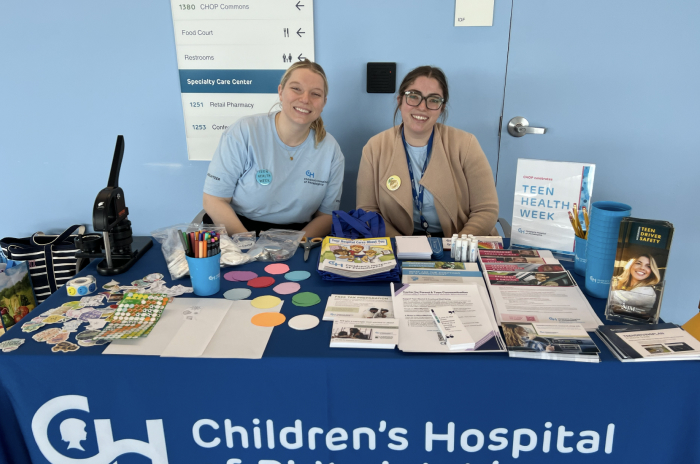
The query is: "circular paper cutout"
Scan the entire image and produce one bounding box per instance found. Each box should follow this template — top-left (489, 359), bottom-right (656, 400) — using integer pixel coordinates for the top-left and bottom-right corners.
top-left (292, 292), bottom-right (321, 307)
top-left (224, 270), bottom-right (258, 282)
top-left (251, 295), bottom-right (282, 309)
top-left (288, 314), bottom-right (319, 330)
top-left (273, 282), bottom-right (301, 295)
top-left (247, 276), bottom-right (275, 288)
top-left (224, 288), bottom-right (252, 300)
top-left (264, 263), bottom-right (290, 275)
top-left (251, 312), bottom-right (286, 327)
top-left (285, 270), bottom-right (311, 282)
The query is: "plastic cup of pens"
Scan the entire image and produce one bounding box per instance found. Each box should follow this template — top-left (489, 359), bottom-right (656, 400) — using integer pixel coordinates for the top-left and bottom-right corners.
top-left (183, 230), bottom-right (221, 296)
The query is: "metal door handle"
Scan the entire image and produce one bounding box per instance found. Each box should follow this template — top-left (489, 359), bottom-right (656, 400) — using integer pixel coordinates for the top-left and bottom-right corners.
top-left (507, 117), bottom-right (547, 137)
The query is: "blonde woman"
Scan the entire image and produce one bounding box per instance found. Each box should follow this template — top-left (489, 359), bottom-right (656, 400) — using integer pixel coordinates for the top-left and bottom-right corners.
top-left (610, 254), bottom-right (661, 313)
top-left (203, 60), bottom-right (345, 236)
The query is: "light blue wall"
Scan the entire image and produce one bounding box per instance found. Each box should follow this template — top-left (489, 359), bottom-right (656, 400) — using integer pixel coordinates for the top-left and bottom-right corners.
top-left (0, 0), bottom-right (510, 238)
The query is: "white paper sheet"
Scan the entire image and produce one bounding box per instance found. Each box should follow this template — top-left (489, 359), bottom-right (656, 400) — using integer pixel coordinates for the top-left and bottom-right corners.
top-left (392, 283), bottom-right (504, 353)
top-left (160, 298), bottom-right (231, 358)
top-left (200, 301), bottom-right (282, 359)
top-left (489, 285), bottom-right (603, 331)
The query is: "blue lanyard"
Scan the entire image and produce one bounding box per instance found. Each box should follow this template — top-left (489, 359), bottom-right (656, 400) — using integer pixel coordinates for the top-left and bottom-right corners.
top-left (401, 128), bottom-right (434, 234)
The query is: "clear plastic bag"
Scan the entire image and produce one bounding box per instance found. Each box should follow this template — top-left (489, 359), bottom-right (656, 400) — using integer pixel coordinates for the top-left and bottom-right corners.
top-left (246, 229), bottom-right (305, 262)
top-left (151, 224), bottom-right (249, 280)
top-left (230, 231), bottom-right (257, 250)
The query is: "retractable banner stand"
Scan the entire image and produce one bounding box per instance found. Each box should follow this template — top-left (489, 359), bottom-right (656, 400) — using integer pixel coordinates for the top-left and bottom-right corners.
top-left (511, 159), bottom-right (595, 257)
top-left (170, 0), bottom-right (315, 160)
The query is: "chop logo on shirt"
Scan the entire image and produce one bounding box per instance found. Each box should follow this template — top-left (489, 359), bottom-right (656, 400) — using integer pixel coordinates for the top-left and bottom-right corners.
top-left (304, 169), bottom-right (328, 187)
top-left (32, 395), bottom-right (169, 463)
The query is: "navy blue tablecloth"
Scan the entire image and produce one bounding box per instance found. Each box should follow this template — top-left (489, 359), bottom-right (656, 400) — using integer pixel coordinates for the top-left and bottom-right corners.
top-left (0, 239), bottom-right (697, 464)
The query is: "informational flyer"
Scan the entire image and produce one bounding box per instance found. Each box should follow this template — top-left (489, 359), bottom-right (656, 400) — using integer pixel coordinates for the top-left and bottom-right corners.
top-left (489, 286), bottom-right (603, 331)
top-left (391, 283), bottom-right (505, 353)
top-left (511, 159), bottom-right (594, 256)
top-left (170, 1), bottom-right (315, 160)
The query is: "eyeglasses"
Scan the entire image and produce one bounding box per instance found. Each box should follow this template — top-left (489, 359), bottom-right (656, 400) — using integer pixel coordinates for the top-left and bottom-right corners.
top-left (403, 91), bottom-right (445, 110)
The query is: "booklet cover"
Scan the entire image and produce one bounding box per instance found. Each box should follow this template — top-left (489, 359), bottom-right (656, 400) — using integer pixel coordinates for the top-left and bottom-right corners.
top-left (502, 322), bottom-right (600, 362)
top-left (597, 323), bottom-right (700, 362)
top-left (401, 261), bottom-right (483, 286)
top-left (479, 249), bottom-right (559, 265)
top-left (605, 218), bottom-right (674, 325)
top-left (330, 318), bottom-right (399, 349)
top-left (511, 159), bottom-right (595, 257)
top-left (318, 237), bottom-right (397, 279)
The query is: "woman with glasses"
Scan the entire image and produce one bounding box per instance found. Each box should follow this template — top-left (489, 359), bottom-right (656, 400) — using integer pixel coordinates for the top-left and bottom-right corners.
top-left (356, 66), bottom-right (498, 238)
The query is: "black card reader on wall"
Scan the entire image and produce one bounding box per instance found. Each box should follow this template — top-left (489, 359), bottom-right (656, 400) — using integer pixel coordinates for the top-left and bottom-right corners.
top-left (367, 62), bottom-right (396, 93)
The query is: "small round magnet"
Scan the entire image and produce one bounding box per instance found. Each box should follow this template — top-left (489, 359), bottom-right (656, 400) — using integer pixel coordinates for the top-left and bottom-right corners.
top-left (256, 169), bottom-right (273, 186)
top-left (386, 175), bottom-right (401, 191)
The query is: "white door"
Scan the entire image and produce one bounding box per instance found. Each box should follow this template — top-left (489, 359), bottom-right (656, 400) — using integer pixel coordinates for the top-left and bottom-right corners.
top-left (496, 0), bottom-right (700, 323)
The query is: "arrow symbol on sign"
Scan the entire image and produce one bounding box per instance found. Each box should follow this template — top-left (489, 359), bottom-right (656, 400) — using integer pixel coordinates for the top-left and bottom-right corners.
top-left (296, 1), bottom-right (304, 10)
top-left (296, 28), bottom-right (305, 37)
top-left (298, 53), bottom-right (307, 61)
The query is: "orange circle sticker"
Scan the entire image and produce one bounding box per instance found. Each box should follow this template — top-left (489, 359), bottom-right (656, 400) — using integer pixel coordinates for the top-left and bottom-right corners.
top-left (251, 312), bottom-right (286, 327)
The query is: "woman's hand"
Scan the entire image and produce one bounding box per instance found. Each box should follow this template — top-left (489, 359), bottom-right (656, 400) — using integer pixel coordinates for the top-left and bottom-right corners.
top-left (202, 193), bottom-right (248, 235)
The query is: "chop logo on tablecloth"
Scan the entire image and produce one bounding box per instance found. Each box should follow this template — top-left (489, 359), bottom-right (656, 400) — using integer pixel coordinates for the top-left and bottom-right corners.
top-left (31, 395), bottom-right (168, 464)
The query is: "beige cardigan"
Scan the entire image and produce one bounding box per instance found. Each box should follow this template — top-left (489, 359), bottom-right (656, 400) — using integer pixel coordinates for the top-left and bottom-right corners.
top-left (356, 124), bottom-right (499, 237)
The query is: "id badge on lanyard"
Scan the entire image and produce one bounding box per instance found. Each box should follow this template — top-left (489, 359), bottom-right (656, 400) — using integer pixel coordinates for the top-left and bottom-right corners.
top-left (402, 128), bottom-right (434, 236)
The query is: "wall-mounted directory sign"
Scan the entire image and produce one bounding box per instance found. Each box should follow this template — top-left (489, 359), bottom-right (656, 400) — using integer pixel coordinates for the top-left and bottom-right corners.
top-left (170, 1), bottom-right (315, 160)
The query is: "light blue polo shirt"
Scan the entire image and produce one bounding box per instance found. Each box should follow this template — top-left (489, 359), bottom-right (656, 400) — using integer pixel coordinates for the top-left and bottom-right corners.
top-left (405, 143), bottom-right (442, 233)
top-left (204, 112), bottom-right (345, 224)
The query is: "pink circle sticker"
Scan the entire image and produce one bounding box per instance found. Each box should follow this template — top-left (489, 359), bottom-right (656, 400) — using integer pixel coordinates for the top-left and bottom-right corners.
top-left (264, 263), bottom-right (291, 275)
top-left (273, 282), bottom-right (301, 295)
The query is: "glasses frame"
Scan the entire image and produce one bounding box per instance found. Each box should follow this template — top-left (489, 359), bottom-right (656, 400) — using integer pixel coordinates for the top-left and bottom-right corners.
top-left (403, 91), bottom-right (445, 110)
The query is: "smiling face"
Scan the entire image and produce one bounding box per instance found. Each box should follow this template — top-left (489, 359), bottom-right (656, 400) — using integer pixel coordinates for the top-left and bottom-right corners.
top-left (278, 68), bottom-right (327, 129)
top-left (398, 76), bottom-right (445, 144)
top-left (630, 256), bottom-right (652, 284)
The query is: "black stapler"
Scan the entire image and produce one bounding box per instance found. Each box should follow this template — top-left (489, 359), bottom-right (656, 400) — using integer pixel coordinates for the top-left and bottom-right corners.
top-left (75, 135), bottom-right (153, 275)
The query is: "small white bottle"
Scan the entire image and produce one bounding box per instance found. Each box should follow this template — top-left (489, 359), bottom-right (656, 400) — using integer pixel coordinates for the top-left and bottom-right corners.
top-left (466, 238), bottom-right (474, 262)
top-left (450, 234), bottom-right (458, 259)
top-left (469, 238), bottom-right (479, 262)
top-left (461, 237), bottom-right (469, 262)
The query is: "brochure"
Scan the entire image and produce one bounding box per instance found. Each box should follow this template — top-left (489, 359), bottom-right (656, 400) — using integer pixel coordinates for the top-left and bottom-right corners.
top-left (479, 249), bottom-right (559, 265)
top-left (429, 307), bottom-right (475, 350)
top-left (323, 295), bottom-right (394, 321)
top-left (486, 270), bottom-right (577, 287)
top-left (487, 285), bottom-right (603, 331)
top-left (483, 262), bottom-right (565, 273)
top-left (318, 237), bottom-right (397, 280)
top-left (597, 323), bottom-right (700, 362)
top-left (511, 159), bottom-right (595, 257)
top-left (401, 261), bottom-right (482, 285)
top-left (391, 283), bottom-right (505, 353)
top-left (329, 318), bottom-right (399, 349)
top-left (605, 217), bottom-right (674, 325)
top-left (503, 322), bottom-right (600, 362)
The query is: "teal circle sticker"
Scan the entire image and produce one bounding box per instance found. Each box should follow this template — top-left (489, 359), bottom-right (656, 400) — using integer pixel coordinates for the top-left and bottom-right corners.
top-left (256, 169), bottom-right (272, 186)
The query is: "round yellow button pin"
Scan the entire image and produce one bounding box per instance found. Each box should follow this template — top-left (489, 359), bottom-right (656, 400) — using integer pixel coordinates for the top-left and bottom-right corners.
top-left (386, 175), bottom-right (401, 191)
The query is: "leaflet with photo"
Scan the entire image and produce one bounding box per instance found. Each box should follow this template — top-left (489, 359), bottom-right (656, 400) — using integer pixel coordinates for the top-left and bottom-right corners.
top-left (486, 271), bottom-right (577, 287)
top-left (502, 322), bottom-right (600, 362)
top-left (605, 217), bottom-right (674, 325)
top-left (391, 283), bottom-right (505, 353)
top-left (329, 318), bottom-right (399, 349)
top-left (323, 295), bottom-right (394, 321)
top-left (596, 323), bottom-right (700, 362)
top-left (483, 263), bottom-right (565, 273)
